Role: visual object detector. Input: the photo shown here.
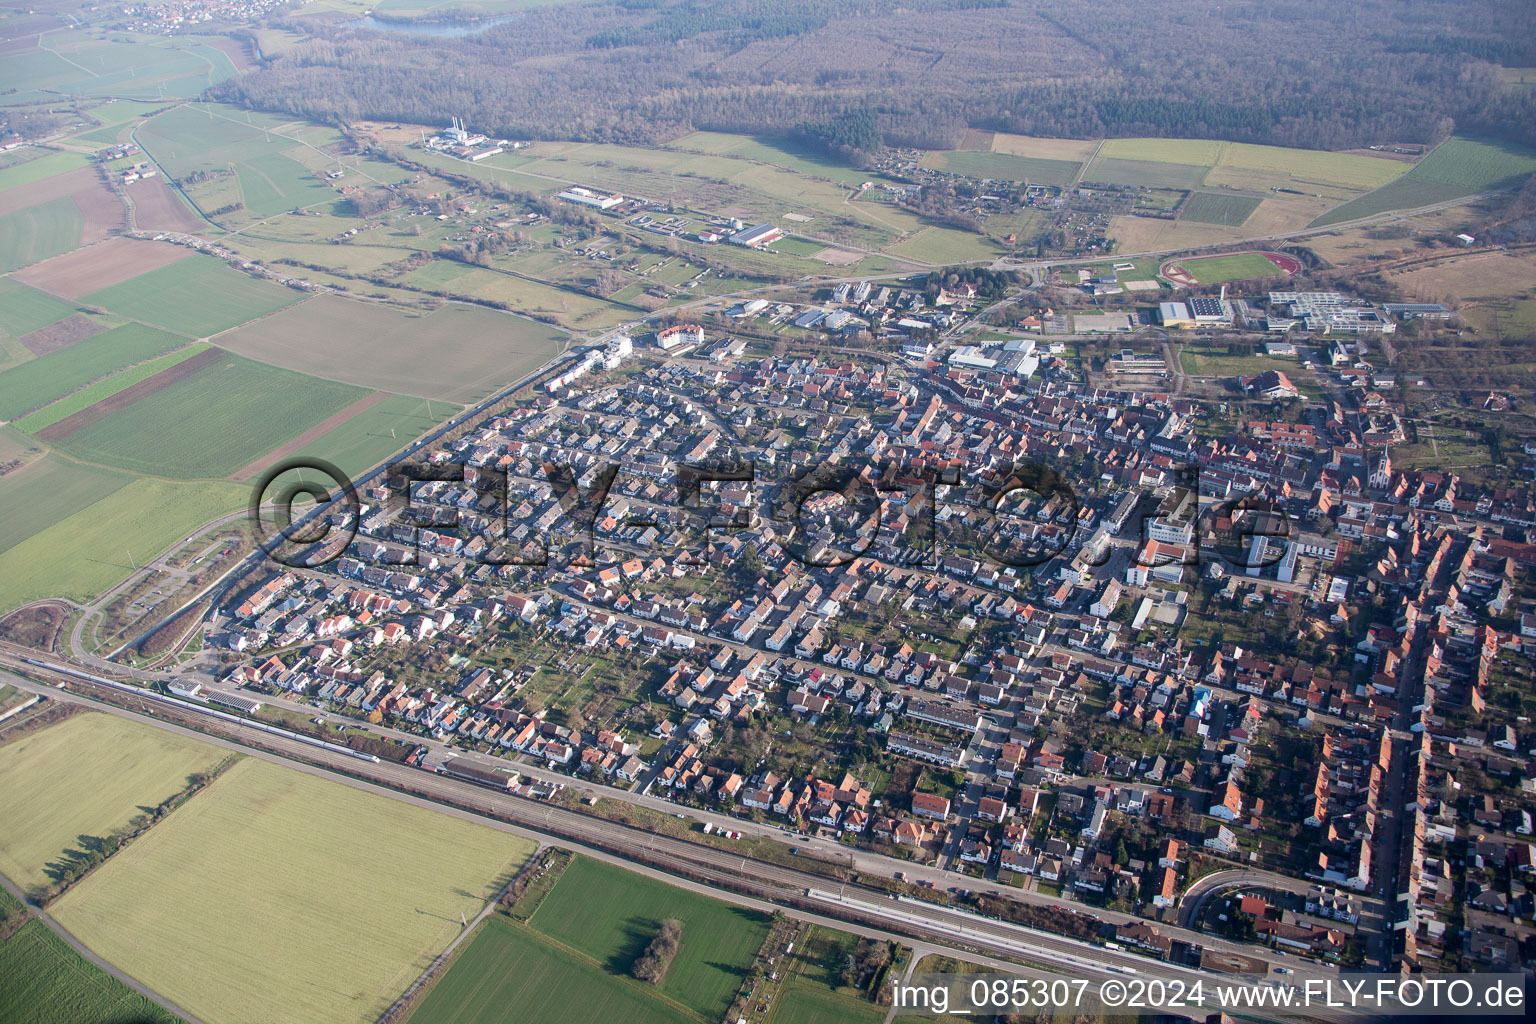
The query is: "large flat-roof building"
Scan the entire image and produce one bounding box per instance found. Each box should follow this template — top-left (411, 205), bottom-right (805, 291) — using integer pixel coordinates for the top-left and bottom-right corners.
top-left (729, 223), bottom-right (783, 248)
top-left (1269, 292), bottom-right (1396, 335)
top-left (1382, 302), bottom-right (1452, 320)
top-left (1072, 311), bottom-right (1136, 334)
top-left (558, 186), bottom-right (625, 210)
top-left (1159, 301), bottom-right (1194, 328)
top-left (1188, 296), bottom-right (1229, 323)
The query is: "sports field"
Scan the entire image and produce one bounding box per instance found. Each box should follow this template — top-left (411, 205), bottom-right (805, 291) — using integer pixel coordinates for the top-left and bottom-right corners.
top-left (80, 255), bottom-right (305, 336)
top-left (406, 916), bottom-right (693, 1024)
top-left (1161, 251), bottom-right (1296, 286)
top-left (0, 197), bottom-right (83, 273)
top-left (49, 350), bottom-right (371, 479)
top-left (919, 149), bottom-right (1081, 187)
top-left (0, 323), bottom-right (187, 422)
top-left (0, 711), bottom-right (229, 896)
top-left (1312, 137), bottom-right (1536, 226)
top-left (529, 856), bottom-right (770, 1020)
top-left (217, 296), bottom-right (565, 402)
top-left (51, 757), bottom-right (535, 1024)
top-left (0, 477), bottom-right (246, 611)
top-left (1180, 192), bottom-right (1262, 226)
top-left (0, 920), bottom-right (182, 1024)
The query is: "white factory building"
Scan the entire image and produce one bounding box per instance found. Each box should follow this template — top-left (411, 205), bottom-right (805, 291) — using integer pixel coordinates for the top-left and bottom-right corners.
top-left (558, 186), bottom-right (625, 210)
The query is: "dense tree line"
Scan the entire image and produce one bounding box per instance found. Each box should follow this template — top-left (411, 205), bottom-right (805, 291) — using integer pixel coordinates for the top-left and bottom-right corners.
top-left (213, 0), bottom-right (1536, 153)
top-left (838, 937), bottom-right (893, 991)
top-left (632, 918), bottom-right (683, 982)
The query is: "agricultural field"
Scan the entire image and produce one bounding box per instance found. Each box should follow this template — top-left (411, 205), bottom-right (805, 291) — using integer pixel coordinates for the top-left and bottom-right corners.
top-left (0, 32), bottom-right (240, 103)
top-left (0, 151), bottom-right (92, 194)
top-left (988, 133), bottom-right (1101, 163)
top-left (0, 322), bottom-right (187, 422)
top-left (233, 151), bottom-right (342, 217)
top-left (528, 856), bottom-right (771, 1021)
top-left (1180, 192), bottom-right (1262, 226)
top-left (0, 279), bottom-right (75, 373)
top-left (291, 394), bottom-right (461, 480)
top-left (0, 477), bottom-right (246, 611)
top-left (79, 255), bottom-right (305, 337)
top-left (0, 711), bottom-right (229, 896)
top-left (47, 350), bottom-right (372, 479)
top-left (405, 916), bottom-right (693, 1024)
top-left (666, 132), bottom-right (874, 188)
top-left (15, 345), bottom-right (210, 433)
top-left (0, 279), bottom-right (75, 337)
top-left (1312, 137), bottom-right (1536, 226)
top-left (217, 295), bottom-right (565, 402)
top-left (402, 261), bottom-right (632, 332)
top-left (0, 920), bottom-right (182, 1024)
top-left (0, 197), bottom-right (83, 273)
top-left (1083, 157), bottom-right (1209, 190)
top-left (1097, 138), bottom-right (1226, 165)
top-left (51, 757), bottom-right (536, 1024)
top-left (919, 149), bottom-right (1082, 187)
top-left (0, 456), bottom-right (131, 555)
top-left (887, 226), bottom-right (1006, 265)
top-left (13, 236), bottom-right (193, 298)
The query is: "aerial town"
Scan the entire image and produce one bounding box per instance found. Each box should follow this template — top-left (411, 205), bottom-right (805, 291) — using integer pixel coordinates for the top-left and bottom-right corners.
top-left (202, 272), bottom-right (1536, 979)
top-left (3, 2), bottom-right (1535, 1018)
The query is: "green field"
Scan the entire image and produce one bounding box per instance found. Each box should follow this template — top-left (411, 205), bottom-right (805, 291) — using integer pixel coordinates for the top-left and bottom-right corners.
top-left (920, 149), bottom-right (1082, 187)
top-left (16, 344), bottom-right (210, 433)
top-left (1178, 344), bottom-right (1298, 378)
top-left (52, 350), bottom-right (371, 478)
top-left (0, 476), bottom-right (246, 611)
top-left (1097, 138), bottom-right (1226, 165)
top-left (0, 920), bottom-right (182, 1024)
top-left (0, 279), bottom-right (74, 337)
top-left (0, 323), bottom-right (187, 422)
top-left (1172, 252), bottom-right (1286, 285)
top-left (1180, 192), bottom-right (1262, 225)
top-left (0, 34), bottom-right (239, 103)
top-left (216, 295), bottom-right (565, 402)
top-left (1312, 137), bottom-right (1536, 226)
top-left (294, 394), bottom-right (458, 479)
top-left (0, 151), bottom-right (91, 194)
top-left (51, 757), bottom-right (535, 1024)
top-left (529, 856), bottom-right (770, 1020)
top-left (0, 197), bottom-right (83, 273)
top-left (1083, 157), bottom-right (1210, 189)
top-left (668, 132), bottom-right (874, 188)
top-left (406, 916), bottom-right (693, 1024)
top-left (0, 456), bottom-right (131, 554)
top-left (233, 151), bottom-right (339, 216)
top-left (80, 255), bottom-right (305, 336)
top-left (886, 226), bottom-right (1006, 265)
top-left (0, 712), bottom-right (229, 896)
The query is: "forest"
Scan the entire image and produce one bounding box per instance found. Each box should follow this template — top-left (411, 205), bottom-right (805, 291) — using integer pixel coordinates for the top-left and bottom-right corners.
top-left (215, 0), bottom-right (1536, 155)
